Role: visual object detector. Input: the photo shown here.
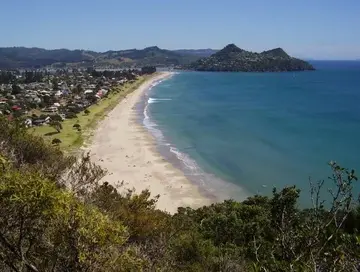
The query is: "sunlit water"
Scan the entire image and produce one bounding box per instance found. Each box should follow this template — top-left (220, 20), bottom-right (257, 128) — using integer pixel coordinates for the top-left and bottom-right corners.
top-left (140, 61), bottom-right (360, 204)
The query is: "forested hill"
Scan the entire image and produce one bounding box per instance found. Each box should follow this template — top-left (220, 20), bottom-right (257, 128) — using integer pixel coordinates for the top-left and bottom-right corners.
top-left (172, 49), bottom-right (218, 57)
top-left (0, 46), bottom-right (210, 69)
top-left (0, 47), bottom-right (96, 68)
top-left (0, 45), bottom-right (314, 71)
top-left (185, 44), bottom-right (315, 72)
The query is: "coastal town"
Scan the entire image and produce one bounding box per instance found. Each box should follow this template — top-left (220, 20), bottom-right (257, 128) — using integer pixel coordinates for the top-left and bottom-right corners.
top-left (0, 66), bottom-right (156, 146)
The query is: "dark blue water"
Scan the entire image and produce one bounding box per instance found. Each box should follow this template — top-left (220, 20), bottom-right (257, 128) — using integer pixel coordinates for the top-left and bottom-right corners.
top-left (143, 62), bottom-right (360, 203)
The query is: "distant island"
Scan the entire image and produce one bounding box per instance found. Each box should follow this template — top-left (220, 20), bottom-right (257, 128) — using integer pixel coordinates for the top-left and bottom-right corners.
top-left (184, 44), bottom-right (315, 72)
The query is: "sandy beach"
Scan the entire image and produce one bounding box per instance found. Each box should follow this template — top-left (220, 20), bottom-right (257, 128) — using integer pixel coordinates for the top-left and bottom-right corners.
top-left (88, 72), bottom-right (211, 214)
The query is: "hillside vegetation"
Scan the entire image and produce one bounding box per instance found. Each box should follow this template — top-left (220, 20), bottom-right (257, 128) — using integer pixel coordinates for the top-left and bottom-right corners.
top-left (0, 46), bottom-right (203, 69)
top-left (186, 44), bottom-right (315, 72)
top-left (0, 117), bottom-right (359, 271)
top-left (172, 49), bottom-right (218, 57)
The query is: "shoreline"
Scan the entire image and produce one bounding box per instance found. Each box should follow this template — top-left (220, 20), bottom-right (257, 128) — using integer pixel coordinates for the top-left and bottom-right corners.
top-left (138, 73), bottom-right (249, 204)
top-left (88, 72), bottom-right (211, 214)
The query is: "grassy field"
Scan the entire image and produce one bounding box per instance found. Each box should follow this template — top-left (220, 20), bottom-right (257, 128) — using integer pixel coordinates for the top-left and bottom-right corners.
top-left (30, 75), bottom-right (151, 152)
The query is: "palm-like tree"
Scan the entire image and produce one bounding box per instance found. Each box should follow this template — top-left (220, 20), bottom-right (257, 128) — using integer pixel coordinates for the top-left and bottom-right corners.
top-left (50, 121), bottom-right (62, 133)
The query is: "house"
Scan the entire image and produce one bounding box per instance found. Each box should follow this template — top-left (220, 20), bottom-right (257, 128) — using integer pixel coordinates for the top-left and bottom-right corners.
top-left (12, 105), bottom-right (22, 111)
top-left (43, 106), bottom-right (58, 113)
top-left (33, 116), bottom-right (52, 126)
top-left (66, 104), bottom-right (82, 113)
top-left (40, 90), bottom-right (51, 95)
top-left (96, 89), bottom-right (108, 98)
top-left (33, 119), bottom-right (46, 126)
top-left (62, 89), bottom-right (71, 95)
top-left (33, 97), bottom-right (42, 104)
top-left (24, 118), bottom-right (32, 128)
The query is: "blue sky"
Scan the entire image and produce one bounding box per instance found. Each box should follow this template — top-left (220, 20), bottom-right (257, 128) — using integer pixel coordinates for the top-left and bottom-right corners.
top-left (1, 0), bottom-right (359, 59)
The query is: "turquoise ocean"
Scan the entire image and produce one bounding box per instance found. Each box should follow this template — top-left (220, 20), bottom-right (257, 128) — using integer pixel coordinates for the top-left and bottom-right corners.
top-left (139, 61), bottom-right (360, 203)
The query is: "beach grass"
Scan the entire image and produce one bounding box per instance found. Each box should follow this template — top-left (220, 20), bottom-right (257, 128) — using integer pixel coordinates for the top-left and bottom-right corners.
top-left (30, 75), bottom-right (150, 152)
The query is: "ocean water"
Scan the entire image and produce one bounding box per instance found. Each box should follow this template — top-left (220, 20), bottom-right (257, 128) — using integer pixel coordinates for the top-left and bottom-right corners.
top-left (141, 61), bottom-right (360, 204)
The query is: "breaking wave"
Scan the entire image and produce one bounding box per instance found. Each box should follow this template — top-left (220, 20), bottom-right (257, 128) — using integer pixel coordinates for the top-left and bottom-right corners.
top-left (148, 98), bottom-right (172, 104)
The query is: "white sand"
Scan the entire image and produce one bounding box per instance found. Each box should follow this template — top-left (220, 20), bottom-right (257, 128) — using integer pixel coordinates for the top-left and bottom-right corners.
top-left (88, 72), bottom-right (211, 214)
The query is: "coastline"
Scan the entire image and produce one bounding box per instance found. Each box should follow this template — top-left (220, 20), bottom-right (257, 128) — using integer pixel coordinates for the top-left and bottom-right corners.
top-left (88, 72), bottom-right (211, 214)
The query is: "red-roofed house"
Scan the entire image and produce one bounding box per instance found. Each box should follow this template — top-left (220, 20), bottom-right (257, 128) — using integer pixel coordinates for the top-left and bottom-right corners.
top-left (12, 105), bottom-right (22, 111)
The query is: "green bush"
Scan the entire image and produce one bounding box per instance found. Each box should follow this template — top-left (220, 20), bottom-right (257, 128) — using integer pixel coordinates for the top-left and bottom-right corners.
top-left (52, 138), bottom-right (62, 145)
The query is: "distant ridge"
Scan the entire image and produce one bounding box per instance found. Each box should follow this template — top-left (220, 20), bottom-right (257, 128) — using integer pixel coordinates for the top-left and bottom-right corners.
top-left (261, 47), bottom-right (290, 58)
top-left (0, 46), bottom-right (216, 69)
top-left (173, 49), bottom-right (218, 57)
top-left (185, 44), bottom-right (315, 72)
top-left (0, 45), bottom-right (314, 71)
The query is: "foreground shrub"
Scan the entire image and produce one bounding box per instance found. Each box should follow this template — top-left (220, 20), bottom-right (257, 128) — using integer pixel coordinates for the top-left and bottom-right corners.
top-left (0, 166), bottom-right (146, 271)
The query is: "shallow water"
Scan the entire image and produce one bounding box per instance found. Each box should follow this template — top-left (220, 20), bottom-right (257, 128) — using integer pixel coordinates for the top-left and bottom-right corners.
top-left (140, 62), bottom-right (360, 204)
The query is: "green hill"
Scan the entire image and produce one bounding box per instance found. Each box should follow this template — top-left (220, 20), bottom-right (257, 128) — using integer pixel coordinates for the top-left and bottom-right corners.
top-left (261, 47), bottom-right (290, 58)
top-left (0, 45), bottom-right (314, 71)
top-left (185, 44), bottom-right (315, 72)
top-left (173, 49), bottom-right (218, 57)
top-left (0, 46), bottom-right (202, 69)
top-left (0, 47), bottom-right (97, 68)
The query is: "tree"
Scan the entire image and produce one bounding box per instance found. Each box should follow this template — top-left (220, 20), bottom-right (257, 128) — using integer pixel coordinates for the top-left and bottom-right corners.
top-left (49, 120), bottom-right (62, 133)
top-left (96, 80), bottom-right (104, 90)
top-left (66, 112), bottom-right (77, 119)
top-left (0, 119), bottom-right (146, 271)
top-left (11, 84), bottom-right (21, 95)
top-left (141, 66), bottom-right (156, 74)
top-left (87, 95), bottom-right (98, 104)
top-left (73, 84), bottom-right (83, 95)
top-left (0, 166), bottom-right (136, 272)
top-left (52, 138), bottom-right (62, 145)
top-left (73, 123), bottom-right (81, 129)
top-left (51, 114), bottom-right (63, 122)
top-left (52, 78), bottom-right (59, 91)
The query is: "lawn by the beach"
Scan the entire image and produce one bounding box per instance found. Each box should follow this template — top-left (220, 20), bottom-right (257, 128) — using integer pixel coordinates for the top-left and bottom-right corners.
top-left (30, 76), bottom-right (149, 152)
